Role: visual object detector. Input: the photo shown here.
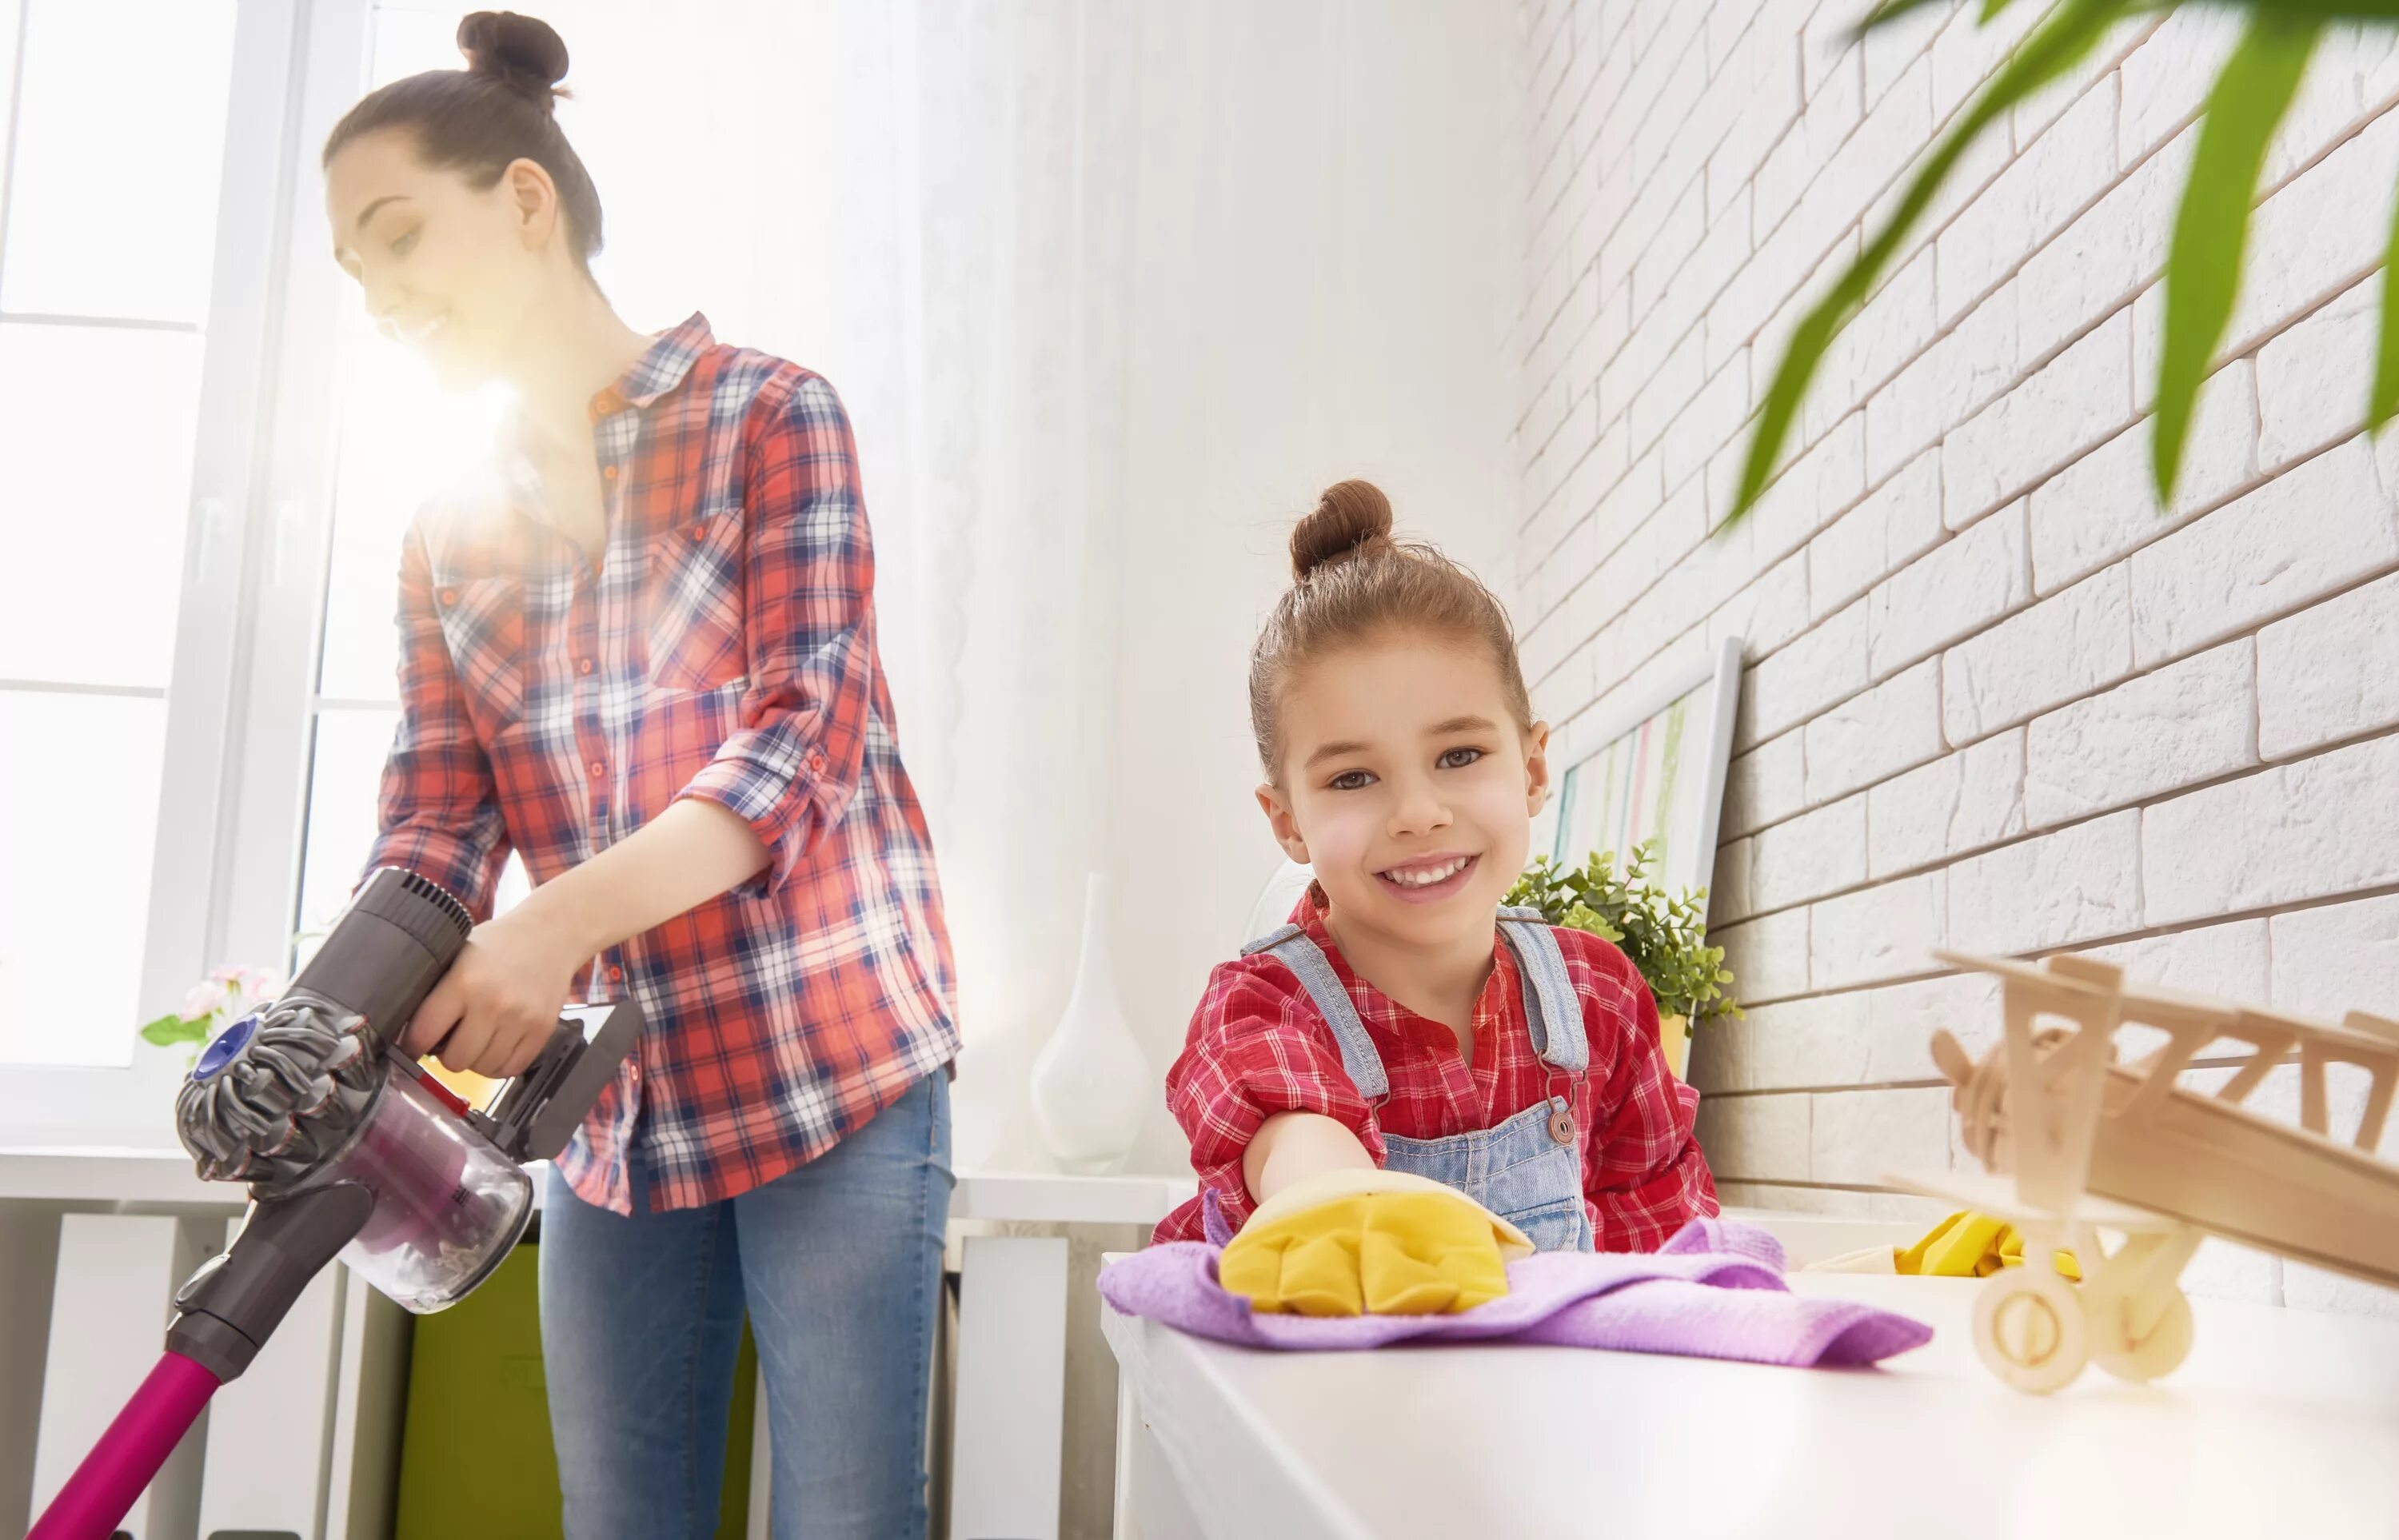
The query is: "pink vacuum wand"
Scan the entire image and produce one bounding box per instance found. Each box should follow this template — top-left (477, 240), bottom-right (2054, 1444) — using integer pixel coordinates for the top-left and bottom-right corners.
top-left (29, 870), bottom-right (641, 1540)
top-left (27, 1354), bottom-right (222, 1540)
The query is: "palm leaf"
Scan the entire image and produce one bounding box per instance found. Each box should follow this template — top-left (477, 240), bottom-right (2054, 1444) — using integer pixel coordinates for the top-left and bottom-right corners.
top-left (1855, 6), bottom-right (2399, 46)
top-left (1851, 0), bottom-right (1960, 32)
top-left (1847, 0), bottom-right (2022, 44)
top-left (2214, 2), bottom-right (2399, 19)
top-left (2373, 159), bottom-right (2399, 428)
top-left (2153, 12), bottom-right (2319, 501)
top-left (1734, 0), bottom-right (2127, 521)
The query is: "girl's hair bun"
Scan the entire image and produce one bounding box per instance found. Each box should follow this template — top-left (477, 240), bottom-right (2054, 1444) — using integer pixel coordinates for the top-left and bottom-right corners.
top-left (1250, 478), bottom-right (1532, 778)
top-left (1289, 479), bottom-right (1395, 580)
top-left (457, 11), bottom-right (569, 107)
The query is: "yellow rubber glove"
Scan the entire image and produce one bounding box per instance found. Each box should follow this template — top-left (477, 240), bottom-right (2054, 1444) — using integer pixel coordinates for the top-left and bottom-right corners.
top-left (1218, 1168), bottom-right (1533, 1317)
top-left (1897, 1211), bottom-right (2080, 1281)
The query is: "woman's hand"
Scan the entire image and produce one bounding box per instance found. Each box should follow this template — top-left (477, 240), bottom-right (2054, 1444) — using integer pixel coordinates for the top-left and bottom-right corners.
top-left (388, 802), bottom-right (763, 1080)
top-left (402, 901), bottom-right (591, 1079)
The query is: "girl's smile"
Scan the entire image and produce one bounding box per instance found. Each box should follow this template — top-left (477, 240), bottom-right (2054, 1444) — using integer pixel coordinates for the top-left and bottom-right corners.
top-left (1375, 852), bottom-right (1482, 902)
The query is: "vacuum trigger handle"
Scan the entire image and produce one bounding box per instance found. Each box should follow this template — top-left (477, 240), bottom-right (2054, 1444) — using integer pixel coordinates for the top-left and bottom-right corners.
top-left (472, 1000), bottom-right (645, 1163)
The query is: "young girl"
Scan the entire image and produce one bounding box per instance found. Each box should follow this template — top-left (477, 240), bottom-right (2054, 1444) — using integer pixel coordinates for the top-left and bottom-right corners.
top-left (1157, 480), bottom-right (1716, 1293)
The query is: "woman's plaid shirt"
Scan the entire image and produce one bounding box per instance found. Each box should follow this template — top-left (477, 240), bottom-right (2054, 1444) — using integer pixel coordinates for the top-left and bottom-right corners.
top-left (366, 314), bottom-right (958, 1214)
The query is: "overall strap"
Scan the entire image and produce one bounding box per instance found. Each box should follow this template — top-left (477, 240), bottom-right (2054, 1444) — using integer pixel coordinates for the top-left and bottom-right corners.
top-left (1495, 907), bottom-right (1590, 1076)
top-left (1238, 924), bottom-right (1391, 1101)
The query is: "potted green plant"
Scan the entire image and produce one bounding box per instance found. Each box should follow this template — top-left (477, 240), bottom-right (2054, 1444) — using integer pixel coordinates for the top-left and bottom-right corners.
top-left (1504, 841), bottom-right (1740, 1080)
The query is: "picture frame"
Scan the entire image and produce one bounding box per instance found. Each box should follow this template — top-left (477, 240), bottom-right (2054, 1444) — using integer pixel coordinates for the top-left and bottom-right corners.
top-left (1531, 633), bottom-right (1744, 919)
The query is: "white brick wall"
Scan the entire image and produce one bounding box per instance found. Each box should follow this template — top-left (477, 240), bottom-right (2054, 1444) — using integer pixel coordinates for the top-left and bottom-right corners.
top-left (1511, 0), bottom-right (2399, 1314)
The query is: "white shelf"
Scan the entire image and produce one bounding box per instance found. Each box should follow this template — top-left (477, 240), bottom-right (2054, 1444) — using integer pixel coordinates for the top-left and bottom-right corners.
top-left (0, 1147), bottom-right (1198, 1230)
top-left (950, 1170), bottom-right (1196, 1227)
top-left (0, 1147), bottom-right (223, 1207)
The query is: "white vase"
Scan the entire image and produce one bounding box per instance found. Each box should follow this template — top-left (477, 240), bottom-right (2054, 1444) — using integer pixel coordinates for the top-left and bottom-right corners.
top-left (1029, 873), bottom-right (1152, 1175)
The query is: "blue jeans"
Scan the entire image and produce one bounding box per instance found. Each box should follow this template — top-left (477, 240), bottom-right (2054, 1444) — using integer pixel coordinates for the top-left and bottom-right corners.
top-left (540, 1071), bottom-right (953, 1539)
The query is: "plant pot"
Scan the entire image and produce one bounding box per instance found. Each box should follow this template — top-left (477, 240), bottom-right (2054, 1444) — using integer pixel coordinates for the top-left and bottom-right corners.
top-left (1659, 1012), bottom-right (1690, 1081)
top-left (1029, 874), bottom-right (1152, 1174)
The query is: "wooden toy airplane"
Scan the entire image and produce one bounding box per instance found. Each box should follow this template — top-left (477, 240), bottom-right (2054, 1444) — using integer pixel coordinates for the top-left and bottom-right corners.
top-left (1894, 950), bottom-right (2399, 1394)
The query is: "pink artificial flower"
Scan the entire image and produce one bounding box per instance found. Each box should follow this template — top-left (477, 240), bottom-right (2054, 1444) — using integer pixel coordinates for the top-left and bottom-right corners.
top-left (184, 965), bottom-right (282, 1024)
top-left (226, 967), bottom-right (279, 1013)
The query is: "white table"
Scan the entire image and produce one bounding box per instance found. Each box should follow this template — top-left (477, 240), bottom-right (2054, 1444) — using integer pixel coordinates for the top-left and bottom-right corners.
top-left (0, 1146), bottom-right (1192, 1540)
top-left (1103, 1267), bottom-right (2399, 1539)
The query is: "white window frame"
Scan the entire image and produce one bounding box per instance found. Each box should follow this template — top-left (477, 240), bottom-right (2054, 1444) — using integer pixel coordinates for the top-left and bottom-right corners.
top-left (210, 0), bottom-right (377, 976)
top-left (0, 0), bottom-right (371, 1146)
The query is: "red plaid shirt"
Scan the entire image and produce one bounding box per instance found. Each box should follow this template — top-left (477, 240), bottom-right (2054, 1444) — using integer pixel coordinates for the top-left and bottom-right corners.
top-left (366, 314), bottom-right (958, 1214)
top-left (1156, 890), bottom-right (1715, 1249)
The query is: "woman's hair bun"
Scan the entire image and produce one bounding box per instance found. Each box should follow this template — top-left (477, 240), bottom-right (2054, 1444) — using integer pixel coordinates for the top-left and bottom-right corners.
top-left (1290, 479), bottom-right (1395, 580)
top-left (457, 11), bottom-right (569, 106)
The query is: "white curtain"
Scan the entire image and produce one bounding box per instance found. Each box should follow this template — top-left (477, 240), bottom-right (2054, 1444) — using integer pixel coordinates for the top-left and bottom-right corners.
top-left (518, 0), bottom-right (1524, 1169)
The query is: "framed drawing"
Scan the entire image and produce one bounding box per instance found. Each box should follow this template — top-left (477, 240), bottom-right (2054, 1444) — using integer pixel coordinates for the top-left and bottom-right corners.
top-left (1531, 633), bottom-right (1744, 918)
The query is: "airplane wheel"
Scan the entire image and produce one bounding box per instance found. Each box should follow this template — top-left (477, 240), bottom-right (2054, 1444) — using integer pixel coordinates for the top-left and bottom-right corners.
top-left (1972, 1267), bottom-right (2086, 1394)
top-left (2092, 1287), bottom-right (2194, 1383)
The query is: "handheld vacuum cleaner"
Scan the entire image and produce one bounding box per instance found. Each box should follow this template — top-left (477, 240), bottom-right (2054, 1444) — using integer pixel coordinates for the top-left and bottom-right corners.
top-left (29, 868), bottom-right (642, 1540)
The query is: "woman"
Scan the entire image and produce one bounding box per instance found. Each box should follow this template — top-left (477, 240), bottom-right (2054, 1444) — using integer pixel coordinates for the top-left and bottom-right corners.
top-left (323, 14), bottom-right (958, 1538)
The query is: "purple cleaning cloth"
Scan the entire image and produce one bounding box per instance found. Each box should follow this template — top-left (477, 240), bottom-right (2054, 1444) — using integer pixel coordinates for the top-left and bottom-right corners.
top-left (1097, 1192), bottom-right (1930, 1368)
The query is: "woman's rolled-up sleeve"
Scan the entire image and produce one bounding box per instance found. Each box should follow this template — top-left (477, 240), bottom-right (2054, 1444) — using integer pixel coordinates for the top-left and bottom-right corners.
top-left (673, 373), bottom-right (880, 896)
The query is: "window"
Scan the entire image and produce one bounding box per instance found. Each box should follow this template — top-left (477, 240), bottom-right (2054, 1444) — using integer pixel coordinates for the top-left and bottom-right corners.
top-left (0, 0), bottom-right (241, 1071)
top-left (0, 0), bottom-right (393, 1143)
top-left (0, 1), bottom-right (585, 1141)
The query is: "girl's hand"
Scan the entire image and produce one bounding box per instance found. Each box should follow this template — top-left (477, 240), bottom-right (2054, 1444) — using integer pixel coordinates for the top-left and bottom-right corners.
top-left (402, 902), bottom-right (591, 1079)
top-left (1219, 1167), bottom-right (1531, 1316)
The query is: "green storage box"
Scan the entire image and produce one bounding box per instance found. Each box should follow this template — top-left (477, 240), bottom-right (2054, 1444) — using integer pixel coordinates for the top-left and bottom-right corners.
top-left (393, 1242), bottom-right (756, 1538)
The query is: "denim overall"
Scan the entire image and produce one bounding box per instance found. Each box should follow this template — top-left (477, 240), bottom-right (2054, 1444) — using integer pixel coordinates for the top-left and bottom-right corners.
top-left (1242, 906), bottom-right (1596, 1252)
